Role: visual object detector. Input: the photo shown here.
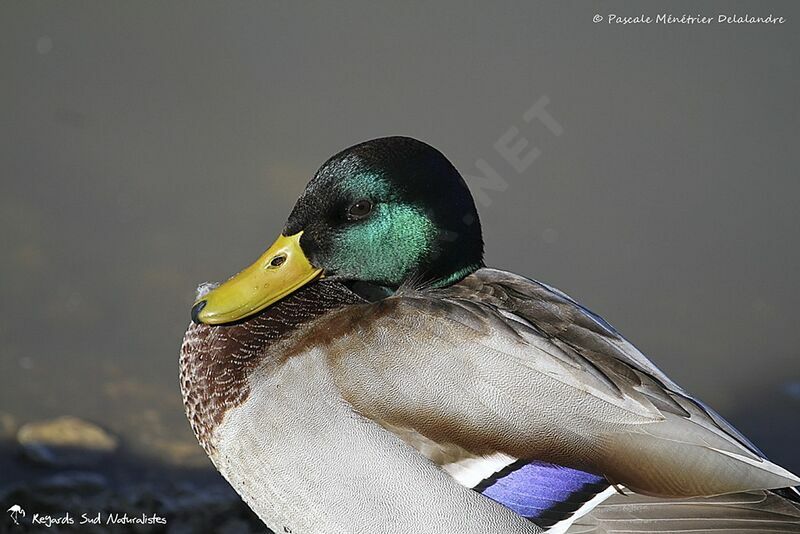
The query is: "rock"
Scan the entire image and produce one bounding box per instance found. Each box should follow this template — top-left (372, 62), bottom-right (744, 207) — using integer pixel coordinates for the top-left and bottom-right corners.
top-left (17, 416), bottom-right (119, 466)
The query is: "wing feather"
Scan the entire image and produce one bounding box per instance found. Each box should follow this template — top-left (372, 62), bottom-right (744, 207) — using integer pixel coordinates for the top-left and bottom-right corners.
top-left (568, 490), bottom-right (800, 533)
top-left (326, 268), bottom-right (799, 497)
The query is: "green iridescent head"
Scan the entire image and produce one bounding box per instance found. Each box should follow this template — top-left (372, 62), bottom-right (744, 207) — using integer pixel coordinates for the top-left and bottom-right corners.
top-left (191, 136), bottom-right (485, 324)
top-left (284, 136), bottom-right (484, 289)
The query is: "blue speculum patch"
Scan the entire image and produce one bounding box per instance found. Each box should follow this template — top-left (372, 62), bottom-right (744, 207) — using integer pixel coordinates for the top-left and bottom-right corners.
top-left (477, 461), bottom-right (608, 527)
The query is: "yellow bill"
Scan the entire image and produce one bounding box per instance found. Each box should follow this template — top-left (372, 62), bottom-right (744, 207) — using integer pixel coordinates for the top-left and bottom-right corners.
top-left (191, 232), bottom-right (322, 325)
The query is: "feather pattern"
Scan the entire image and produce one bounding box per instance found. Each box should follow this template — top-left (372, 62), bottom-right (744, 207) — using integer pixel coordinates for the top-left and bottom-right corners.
top-left (324, 268), bottom-right (800, 497)
top-left (567, 489), bottom-right (800, 533)
top-left (181, 270), bottom-right (800, 532)
top-left (476, 461), bottom-right (609, 528)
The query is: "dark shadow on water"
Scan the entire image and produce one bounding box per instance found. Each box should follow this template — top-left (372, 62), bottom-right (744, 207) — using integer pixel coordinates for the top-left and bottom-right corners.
top-left (0, 439), bottom-right (270, 533)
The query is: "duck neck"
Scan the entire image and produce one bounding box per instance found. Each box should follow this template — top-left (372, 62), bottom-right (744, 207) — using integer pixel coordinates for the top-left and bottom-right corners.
top-left (426, 261), bottom-right (483, 288)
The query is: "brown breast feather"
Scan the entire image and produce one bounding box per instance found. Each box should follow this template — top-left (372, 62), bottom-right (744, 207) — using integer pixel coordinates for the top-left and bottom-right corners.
top-left (179, 280), bottom-right (364, 454)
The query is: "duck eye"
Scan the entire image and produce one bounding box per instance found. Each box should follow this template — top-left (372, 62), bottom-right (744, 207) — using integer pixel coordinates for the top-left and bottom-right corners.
top-left (347, 199), bottom-right (373, 220)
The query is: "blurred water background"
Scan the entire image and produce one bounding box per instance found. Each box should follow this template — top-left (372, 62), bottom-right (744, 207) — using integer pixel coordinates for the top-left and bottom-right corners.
top-left (1, 1), bottom-right (799, 531)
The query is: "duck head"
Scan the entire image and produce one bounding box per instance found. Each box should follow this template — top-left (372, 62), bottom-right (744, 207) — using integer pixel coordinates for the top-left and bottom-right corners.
top-left (192, 136), bottom-right (483, 325)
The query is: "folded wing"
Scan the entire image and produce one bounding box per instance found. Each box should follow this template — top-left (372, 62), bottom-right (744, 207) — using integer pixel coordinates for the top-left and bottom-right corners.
top-left (325, 268), bottom-right (799, 497)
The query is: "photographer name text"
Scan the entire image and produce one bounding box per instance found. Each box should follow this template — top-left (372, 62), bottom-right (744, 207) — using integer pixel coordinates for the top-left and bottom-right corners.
top-left (594, 13), bottom-right (786, 25)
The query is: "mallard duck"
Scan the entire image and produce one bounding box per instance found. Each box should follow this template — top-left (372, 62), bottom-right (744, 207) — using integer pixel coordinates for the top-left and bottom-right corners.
top-left (180, 136), bottom-right (800, 533)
